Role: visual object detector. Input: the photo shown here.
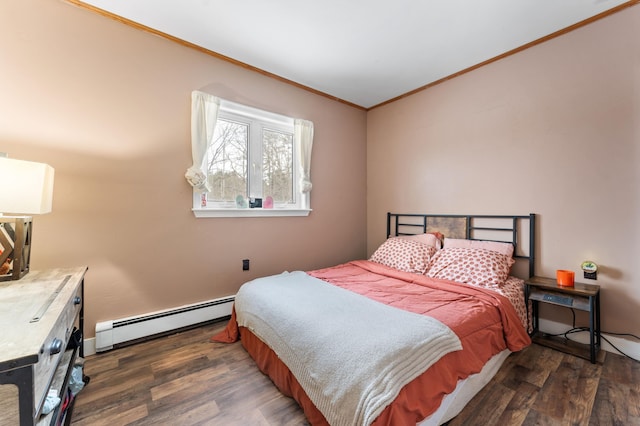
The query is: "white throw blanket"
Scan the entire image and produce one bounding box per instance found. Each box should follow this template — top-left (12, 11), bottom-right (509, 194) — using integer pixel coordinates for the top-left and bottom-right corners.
top-left (235, 271), bottom-right (462, 426)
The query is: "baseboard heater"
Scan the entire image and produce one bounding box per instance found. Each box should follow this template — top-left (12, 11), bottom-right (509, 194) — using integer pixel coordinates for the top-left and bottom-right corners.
top-left (95, 295), bottom-right (234, 352)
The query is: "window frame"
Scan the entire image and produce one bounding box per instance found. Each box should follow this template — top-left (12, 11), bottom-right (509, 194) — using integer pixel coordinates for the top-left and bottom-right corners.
top-left (191, 99), bottom-right (311, 218)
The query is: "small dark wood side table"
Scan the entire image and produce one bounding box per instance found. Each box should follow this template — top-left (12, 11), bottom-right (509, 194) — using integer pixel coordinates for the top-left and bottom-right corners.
top-left (525, 276), bottom-right (602, 363)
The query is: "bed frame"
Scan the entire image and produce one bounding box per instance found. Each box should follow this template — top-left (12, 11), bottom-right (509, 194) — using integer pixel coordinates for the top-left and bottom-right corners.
top-left (387, 213), bottom-right (536, 278)
top-left (385, 212), bottom-right (535, 425)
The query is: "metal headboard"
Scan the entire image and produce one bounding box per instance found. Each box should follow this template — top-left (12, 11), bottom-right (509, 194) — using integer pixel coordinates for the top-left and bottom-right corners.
top-left (387, 213), bottom-right (536, 278)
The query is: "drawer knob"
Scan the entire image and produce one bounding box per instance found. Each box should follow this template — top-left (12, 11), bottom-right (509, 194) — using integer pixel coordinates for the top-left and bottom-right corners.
top-left (49, 338), bottom-right (63, 355)
top-left (74, 296), bottom-right (82, 305)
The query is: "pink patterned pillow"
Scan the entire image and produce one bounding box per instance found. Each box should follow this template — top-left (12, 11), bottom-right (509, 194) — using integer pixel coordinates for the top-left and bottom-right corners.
top-left (426, 247), bottom-right (515, 286)
top-left (397, 232), bottom-right (442, 249)
top-left (443, 238), bottom-right (514, 257)
top-left (370, 238), bottom-right (438, 274)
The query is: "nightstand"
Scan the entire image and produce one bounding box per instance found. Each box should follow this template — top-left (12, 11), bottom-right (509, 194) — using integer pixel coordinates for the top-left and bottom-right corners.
top-left (525, 276), bottom-right (602, 363)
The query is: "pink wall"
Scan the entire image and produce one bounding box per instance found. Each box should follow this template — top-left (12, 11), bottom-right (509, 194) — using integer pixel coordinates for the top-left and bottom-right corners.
top-left (3, 0), bottom-right (639, 353)
top-left (367, 5), bottom-right (640, 342)
top-left (0, 1), bottom-right (367, 338)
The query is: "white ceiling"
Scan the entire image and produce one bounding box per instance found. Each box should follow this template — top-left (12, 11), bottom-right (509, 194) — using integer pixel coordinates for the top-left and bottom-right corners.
top-left (78, 0), bottom-right (631, 109)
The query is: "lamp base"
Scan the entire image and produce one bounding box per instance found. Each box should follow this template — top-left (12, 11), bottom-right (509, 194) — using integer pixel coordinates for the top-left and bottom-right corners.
top-left (0, 216), bottom-right (33, 281)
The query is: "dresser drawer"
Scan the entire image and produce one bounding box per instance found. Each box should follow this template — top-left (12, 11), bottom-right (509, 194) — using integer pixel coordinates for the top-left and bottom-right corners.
top-left (33, 327), bottom-right (65, 417)
top-left (32, 279), bottom-right (82, 417)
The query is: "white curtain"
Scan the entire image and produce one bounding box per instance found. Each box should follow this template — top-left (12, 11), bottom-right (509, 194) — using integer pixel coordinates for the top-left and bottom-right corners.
top-left (185, 91), bottom-right (220, 192)
top-left (295, 119), bottom-right (314, 193)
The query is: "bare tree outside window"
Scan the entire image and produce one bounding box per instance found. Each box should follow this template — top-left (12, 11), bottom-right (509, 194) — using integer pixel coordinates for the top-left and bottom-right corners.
top-left (207, 119), bottom-right (248, 201)
top-left (263, 129), bottom-right (293, 203)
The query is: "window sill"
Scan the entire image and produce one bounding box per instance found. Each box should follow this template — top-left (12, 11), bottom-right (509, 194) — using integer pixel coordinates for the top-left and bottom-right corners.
top-left (192, 208), bottom-right (312, 218)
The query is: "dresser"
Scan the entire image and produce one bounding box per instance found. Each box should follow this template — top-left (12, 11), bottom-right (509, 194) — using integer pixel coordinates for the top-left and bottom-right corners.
top-left (0, 267), bottom-right (88, 425)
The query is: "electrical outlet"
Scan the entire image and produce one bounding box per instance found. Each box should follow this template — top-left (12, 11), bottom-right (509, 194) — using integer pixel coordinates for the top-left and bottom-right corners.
top-left (242, 259), bottom-right (250, 271)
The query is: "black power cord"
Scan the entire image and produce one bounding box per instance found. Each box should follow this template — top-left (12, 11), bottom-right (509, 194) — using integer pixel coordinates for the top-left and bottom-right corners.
top-left (542, 308), bottom-right (640, 363)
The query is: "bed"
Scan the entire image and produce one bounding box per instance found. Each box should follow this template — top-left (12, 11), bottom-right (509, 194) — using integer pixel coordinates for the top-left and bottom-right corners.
top-left (213, 213), bottom-right (536, 425)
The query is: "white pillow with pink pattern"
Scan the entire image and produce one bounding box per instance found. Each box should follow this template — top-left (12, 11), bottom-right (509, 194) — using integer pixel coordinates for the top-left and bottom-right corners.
top-left (396, 232), bottom-right (443, 249)
top-left (370, 237), bottom-right (438, 274)
top-left (426, 247), bottom-right (515, 287)
top-left (443, 238), bottom-right (514, 257)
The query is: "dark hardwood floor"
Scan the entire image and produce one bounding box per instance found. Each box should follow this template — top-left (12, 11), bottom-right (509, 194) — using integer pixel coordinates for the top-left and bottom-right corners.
top-left (71, 321), bottom-right (639, 426)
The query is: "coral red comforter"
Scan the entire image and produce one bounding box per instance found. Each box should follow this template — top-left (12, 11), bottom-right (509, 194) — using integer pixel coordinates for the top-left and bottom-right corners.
top-left (212, 260), bottom-right (530, 425)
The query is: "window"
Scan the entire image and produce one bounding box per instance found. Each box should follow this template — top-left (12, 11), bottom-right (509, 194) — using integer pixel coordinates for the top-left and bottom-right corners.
top-left (207, 108), bottom-right (295, 208)
top-left (186, 92), bottom-right (313, 218)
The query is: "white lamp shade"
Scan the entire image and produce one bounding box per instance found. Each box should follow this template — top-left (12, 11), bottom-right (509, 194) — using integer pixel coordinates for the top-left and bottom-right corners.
top-left (0, 157), bottom-right (55, 214)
